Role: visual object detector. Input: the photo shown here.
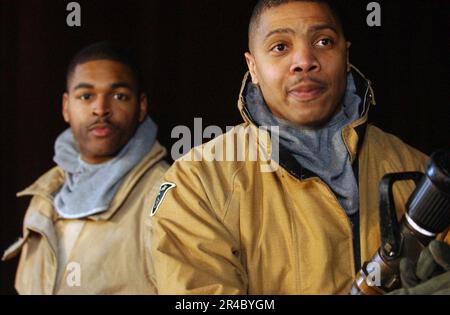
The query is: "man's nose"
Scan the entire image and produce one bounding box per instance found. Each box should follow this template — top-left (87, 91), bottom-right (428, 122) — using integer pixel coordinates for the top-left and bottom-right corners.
top-left (92, 95), bottom-right (111, 117)
top-left (289, 45), bottom-right (320, 74)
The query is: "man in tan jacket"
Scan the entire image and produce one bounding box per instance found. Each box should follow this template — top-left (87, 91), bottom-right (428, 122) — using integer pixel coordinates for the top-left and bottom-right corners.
top-left (2, 42), bottom-right (169, 294)
top-left (150, 0), bottom-right (450, 294)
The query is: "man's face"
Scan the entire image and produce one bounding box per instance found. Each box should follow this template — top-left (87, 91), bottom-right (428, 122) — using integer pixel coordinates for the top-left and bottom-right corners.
top-left (63, 59), bottom-right (147, 164)
top-left (245, 2), bottom-right (351, 127)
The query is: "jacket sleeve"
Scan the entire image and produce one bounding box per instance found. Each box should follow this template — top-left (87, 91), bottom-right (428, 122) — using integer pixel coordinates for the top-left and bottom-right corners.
top-left (150, 160), bottom-right (247, 294)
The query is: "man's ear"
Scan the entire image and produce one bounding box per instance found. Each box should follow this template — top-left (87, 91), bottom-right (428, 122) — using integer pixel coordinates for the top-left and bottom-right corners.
top-left (62, 93), bottom-right (70, 123)
top-left (138, 93), bottom-right (148, 122)
top-left (346, 41), bottom-right (352, 72)
top-left (244, 52), bottom-right (259, 84)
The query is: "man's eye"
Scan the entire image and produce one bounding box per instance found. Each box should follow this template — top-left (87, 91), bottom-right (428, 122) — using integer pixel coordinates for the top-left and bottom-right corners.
top-left (316, 38), bottom-right (334, 47)
top-left (271, 43), bottom-right (288, 53)
top-left (79, 94), bottom-right (92, 101)
top-left (114, 93), bottom-right (129, 101)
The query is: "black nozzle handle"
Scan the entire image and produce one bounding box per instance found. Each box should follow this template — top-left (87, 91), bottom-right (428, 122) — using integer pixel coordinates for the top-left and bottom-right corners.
top-left (378, 172), bottom-right (423, 258)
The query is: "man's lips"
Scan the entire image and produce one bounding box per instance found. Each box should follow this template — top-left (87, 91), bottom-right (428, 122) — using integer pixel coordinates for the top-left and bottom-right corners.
top-left (89, 124), bottom-right (113, 137)
top-left (288, 82), bottom-right (326, 102)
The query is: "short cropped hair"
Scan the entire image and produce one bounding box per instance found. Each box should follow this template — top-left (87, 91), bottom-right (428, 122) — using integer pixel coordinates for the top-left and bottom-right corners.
top-left (66, 41), bottom-right (143, 93)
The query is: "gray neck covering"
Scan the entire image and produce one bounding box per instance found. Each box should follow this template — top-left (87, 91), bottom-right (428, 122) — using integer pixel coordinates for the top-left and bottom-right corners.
top-left (246, 72), bottom-right (362, 215)
top-left (53, 116), bottom-right (158, 219)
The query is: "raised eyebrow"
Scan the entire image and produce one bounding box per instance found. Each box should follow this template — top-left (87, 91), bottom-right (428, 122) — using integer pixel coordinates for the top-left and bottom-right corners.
top-left (264, 27), bottom-right (296, 41)
top-left (110, 82), bottom-right (133, 90)
top-left (309, 24), bottom-right (338, 35)
top-left (73, 83), bottom-right (94, 91)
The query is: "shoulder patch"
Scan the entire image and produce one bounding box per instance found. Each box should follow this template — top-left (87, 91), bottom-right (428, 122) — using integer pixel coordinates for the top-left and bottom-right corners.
top-left (150, 182), bottom-right (176, 216)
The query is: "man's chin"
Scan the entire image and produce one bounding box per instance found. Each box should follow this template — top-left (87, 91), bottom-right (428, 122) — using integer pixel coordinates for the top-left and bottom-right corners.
top-left (284, 111), bottom-right (334, 129)
top-left (287, 108), bottom-right (327, 128)
top-left (285, 101), bottom-right (339, 128)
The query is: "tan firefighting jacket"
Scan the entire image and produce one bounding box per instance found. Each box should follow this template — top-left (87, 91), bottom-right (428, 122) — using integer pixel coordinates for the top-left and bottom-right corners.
top-left (151, 68), bottom-right (449, 294)
top-left (2, 141), bottom-right (169, 294)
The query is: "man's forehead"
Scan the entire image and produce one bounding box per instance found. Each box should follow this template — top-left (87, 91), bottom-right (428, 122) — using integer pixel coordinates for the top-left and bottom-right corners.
top-left (69, 60), bottom-right (135, 90)
top-left (256, 2), bottom-right (338, 37)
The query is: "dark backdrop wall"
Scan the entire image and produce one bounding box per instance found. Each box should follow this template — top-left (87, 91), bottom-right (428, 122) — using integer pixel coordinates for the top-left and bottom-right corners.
top-left (1, 0), bottom-right (449, 294)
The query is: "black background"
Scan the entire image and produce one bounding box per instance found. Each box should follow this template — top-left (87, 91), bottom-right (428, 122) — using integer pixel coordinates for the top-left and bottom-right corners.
top-left (1, 0), bottom-right (449, 294)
